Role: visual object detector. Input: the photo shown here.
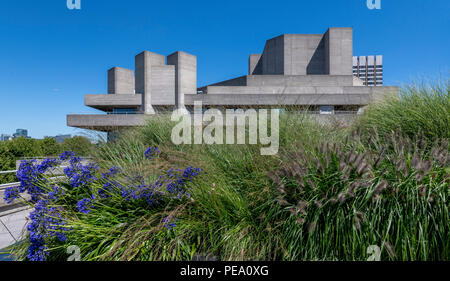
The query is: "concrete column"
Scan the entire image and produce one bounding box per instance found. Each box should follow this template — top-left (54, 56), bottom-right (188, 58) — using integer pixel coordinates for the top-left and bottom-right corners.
top-left (107, 67), bottom-right (135, 94)
top-left (248, 54), bottom-right (262, 75)
top-left (324, 27), bottom-right (353, 75)
top-left (135, 51), bottom-right (165, 114)
top-left (167, 51), bottom-right (197, 110)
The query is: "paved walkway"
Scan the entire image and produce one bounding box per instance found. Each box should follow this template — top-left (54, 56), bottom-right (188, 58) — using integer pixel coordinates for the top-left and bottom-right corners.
top-left (0, 207), bottom-right (31, 249)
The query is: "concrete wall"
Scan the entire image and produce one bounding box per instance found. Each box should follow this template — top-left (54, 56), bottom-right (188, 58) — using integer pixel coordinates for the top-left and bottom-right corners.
top-left (245, 75), bottom-right (355, 87)
top-left (135, 51), bottom-right (165, 114)
top-left (167, 51), bottom-right (197, 109)
top-left (261, 35), bottom-right (285, 75)
top-left (204, 85), bottom-right (374, 95)
top-left (205, 76), bottom-right (247, 87)
top-left (151, 65), bottom-right (176, 105)
top-left (108, 67), bottom-right (135, 94)
top-left (284, 34), bottom-right (325, 75)
top-left (249, 54), bottom-right (262, 75)
top-left (324, 27), bottom-right (353, 75)
top-left (185, 93), bottom-right (371, 106)
top-left (255, 28), bottom-right (353, 77)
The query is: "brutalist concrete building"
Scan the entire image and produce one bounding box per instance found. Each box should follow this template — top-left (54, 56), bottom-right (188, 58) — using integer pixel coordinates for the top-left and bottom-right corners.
top-left (67, 27), bottom-right (397, 133)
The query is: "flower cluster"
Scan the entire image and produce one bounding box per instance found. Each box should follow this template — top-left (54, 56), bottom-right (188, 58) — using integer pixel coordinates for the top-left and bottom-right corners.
top-left (3, 151), bottom-right (93, 261)
top-left (144, 146), bottom-right (160, 160)
top-left (162, 216), bottom-right (177, 229)
top-left (63, 157), bottom-right (99, 188)
top-left (101, 166), bottom-right (121, 179)
top-left (121, 183), bottom-right (162, 206)
top-left (60, 151), bottom-right (75, 161)
top-left (4, 158), bottom-right (59, 203)
top-left (27, 198), bottom-right (70, 261)
top-left (77, 148), bottom-right (201, 221)
top-left (5, 148), bottom-right (201, 260)
top-left (165, 166), bottom-right (201, 199)
top-left (77, 195), bottom-right (96, 214)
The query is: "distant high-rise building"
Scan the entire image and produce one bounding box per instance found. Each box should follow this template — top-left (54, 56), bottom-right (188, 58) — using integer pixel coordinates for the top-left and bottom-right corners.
top-left (13, 129), bottom-right (28, 138)
top-left (0, 134), bottom-right (12, 141)
top-left (54, 134), bottom-right (71, 143)
top-left (43, 134), bottom-right (72, 143)
top-left (353, 55), bottom-right (383, 86)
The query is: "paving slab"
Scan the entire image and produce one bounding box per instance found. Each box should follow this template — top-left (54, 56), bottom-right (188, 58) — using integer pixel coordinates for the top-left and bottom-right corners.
top-left (0, 209), bottom-right (31, 242)
top-left (0, 219), bottom-right (16, 250)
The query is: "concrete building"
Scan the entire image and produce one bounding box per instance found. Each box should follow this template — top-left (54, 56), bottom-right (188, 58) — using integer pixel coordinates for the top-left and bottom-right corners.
top-left (67, 27), bottom-right (397, 133)
top-left (353, 55), bottom-right (383, 86)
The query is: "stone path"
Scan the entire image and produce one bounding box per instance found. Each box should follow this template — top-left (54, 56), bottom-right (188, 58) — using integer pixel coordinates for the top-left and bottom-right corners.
top-left (0, 207), bottom-right (31, 249)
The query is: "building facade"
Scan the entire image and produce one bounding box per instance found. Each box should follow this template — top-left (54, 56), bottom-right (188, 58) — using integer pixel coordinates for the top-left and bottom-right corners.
top-left (67, 27), bottom-right (397, 133)
top-left (353, 55), bottom-right (383, 86)
top-left (13, 129), bottom-right (28, 139)
top-left (0, 134), bottom-right (12, 141)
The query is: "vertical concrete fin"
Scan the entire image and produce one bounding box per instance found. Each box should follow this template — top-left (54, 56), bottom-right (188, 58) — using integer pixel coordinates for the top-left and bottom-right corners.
top-left (135, 51), bottom-right (165, 114)
top-left (107, 67), bottom-right (135, 95)
top-left (167, 51), bottom-right (197, 110)
top-left (248, 54), bottom-right (262, 75)
top-left (324, 27), bottom-right (353, 75)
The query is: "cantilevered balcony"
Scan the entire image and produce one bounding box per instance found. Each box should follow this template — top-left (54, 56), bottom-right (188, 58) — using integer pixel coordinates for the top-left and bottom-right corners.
top-left (67, 113), bottom-right (148, 131)
top-left (85, 94), bottom-right (142, 111)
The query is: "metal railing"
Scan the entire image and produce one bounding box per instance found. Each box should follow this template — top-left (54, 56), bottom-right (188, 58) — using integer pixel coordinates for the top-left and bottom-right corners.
top-left (0, 170), bottom-right (17, 175)
top-left (0, 157), bottom-right (92, 189)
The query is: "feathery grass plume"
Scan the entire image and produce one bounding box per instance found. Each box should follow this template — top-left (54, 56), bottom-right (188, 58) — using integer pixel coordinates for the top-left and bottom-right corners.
top-left (276, 197), bottom-right (289, 206)
top-left (337, 193), bottom-right (346, 204)
top-left (314, 200), bottom-right (323, 208)
top-left (307, 222), bottom-right (317, 234)
top-left (296, 200), bottom-right (308, 215)
top-left (354, 216), bottom-right (361, 231)
top-left (296, 218), bottom-right (305, 225)
top-left (384, 242), bottom-right (397, 259)
top-left (418, 185), bottom-right (427, 197)
top-left (373, 180), bottom-right (388, 200)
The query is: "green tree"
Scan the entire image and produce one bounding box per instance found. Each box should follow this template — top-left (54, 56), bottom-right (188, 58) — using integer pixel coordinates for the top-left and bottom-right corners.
top-left (40, 137), bottom-right (62, 156)
top-left (62, 136), bottom-right (94, 156)
top-left (0, 142), bottom-right (16, 184)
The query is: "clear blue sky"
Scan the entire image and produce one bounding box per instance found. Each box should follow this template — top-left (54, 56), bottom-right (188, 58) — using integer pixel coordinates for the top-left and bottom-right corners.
top-left (0, 0), bottom-right (448, 139)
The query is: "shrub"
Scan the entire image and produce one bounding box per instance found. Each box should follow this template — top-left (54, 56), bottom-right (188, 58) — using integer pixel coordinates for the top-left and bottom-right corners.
top-left (62, 136), bottom-right (95, 157)
top-left (6, 150), bottom-right (201, 261)
top-left (358, 79), bottom-right (450, 142)
top-left (268, 131), bottom-right (449, 260)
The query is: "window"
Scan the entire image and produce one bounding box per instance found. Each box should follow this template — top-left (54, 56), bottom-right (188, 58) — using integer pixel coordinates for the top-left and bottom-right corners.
top-left (319, 106), bottom-right (334, 115)
top-left (111, 108), bottom-right (136, 114)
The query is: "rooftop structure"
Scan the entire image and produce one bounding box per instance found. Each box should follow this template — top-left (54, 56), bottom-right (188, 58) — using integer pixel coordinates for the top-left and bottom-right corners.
top-left (67, 27), bottom-right (398, 132)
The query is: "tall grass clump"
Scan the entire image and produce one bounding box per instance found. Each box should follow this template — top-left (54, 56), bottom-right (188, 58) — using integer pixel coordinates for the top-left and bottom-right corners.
top-left (358, 79), bottom-right (450, 142)
top-left (268, 131), bottom-right (449, 260)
